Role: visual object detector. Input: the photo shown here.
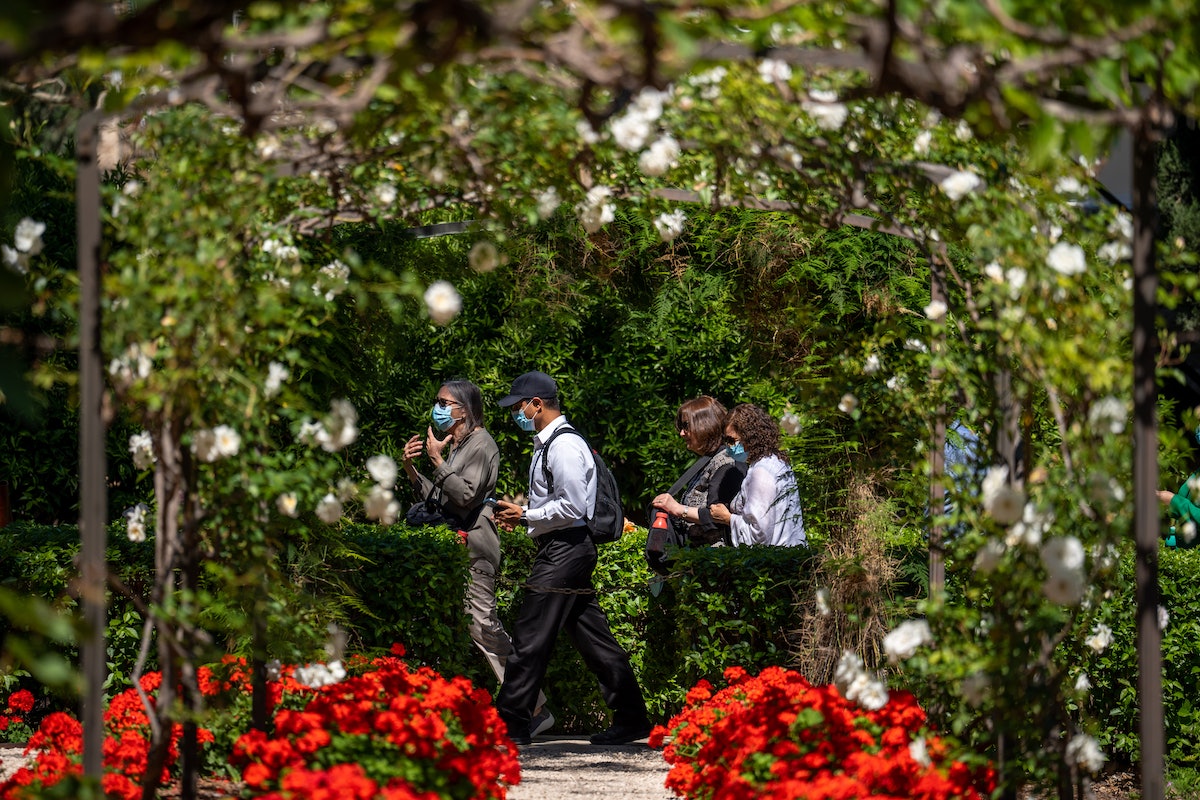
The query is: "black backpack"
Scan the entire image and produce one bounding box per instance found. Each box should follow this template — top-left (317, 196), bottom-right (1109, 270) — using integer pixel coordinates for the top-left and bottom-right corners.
top-left (541, 427), bottom-right (624, 544)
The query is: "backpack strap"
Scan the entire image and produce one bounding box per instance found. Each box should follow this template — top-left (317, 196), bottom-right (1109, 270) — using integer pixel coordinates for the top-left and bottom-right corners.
top-left (666, 455), bottom-right (712, 498)
top-left (540, 425), bottom-right (588, 495)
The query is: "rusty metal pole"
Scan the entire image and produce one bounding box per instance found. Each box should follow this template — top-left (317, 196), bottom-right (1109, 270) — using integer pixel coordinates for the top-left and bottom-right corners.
top-left (1132, 120), bottom-right (1164, 800)
top-left (77, 109), bottom-right (108, 784)
top-left (929, 254), bottom-right (947, 595)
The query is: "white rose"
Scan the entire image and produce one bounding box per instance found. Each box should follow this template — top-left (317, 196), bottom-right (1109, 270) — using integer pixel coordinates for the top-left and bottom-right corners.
top-left (939, 170), bottom-right (983, 201)
top-left (276, 493), bottom-right (299, 518)
top-left (882, 619), bottom-right (933, 662)
top-left (469, 241), bottom-right (501, 273)
top-left (1065, 734), bottom-right (1105, 774)
top-left (423, 280), bottom-right (462, 325)
top-left (1047, 242), bottom-right (1086, 276)
top-left (315, 493), bottom-right (343, 525)
top-left (366, 454), bottom-right (399, 489)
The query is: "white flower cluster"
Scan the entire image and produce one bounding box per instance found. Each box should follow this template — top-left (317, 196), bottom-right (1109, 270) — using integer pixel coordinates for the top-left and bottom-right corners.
top-left (833, 650), bottom-right (889, 710)
top-left (366, 454), bottom-right (398, 488)
top-left (882, 619), bottom-right (934, 663)
top-left (1085, 622), bottom-right (1113, 654)
top-left (1065, 733), bottom-right (1106, 774)
top-left (293, 659), bottom-right (346, 689)
top-left (536, 187), bottom-right (561, 220)
top-left (654, 210), bottom-right (686, 243)
top-left (780, 411), bottom-right (802, 436)
top-left (923, 300), bottom-right (947, 320)
top-left (913, 130), bottom-right (932, 156)
top-left (639, 135), bottom-right (680, 178)
top-left (983, 261), bottom-right (1027, 300)
top-left (125, 504), bottom-right (148, 543)
top-left (128, 430), bottom-right (156, 470)
top-left (1087, 396), bottom-right (1126, 435)
top-left (314, 260), bottom-right (350, 302)
top-left (108, 343), bottom-right (153, 387)
top-left (424, 280), bottom-right (462, 325)
top-left (264, 361), bottom-right (290, 398)
top-left (576, 186), bottom-right (616, 234)
top-left (1098, 212), bottom-right (1133, 264)
top-left (1039, 535), bottom-right (1085, 605)
top-left (837, 393), bottom-right (858, 415)
top-left (1006, 502), bottom-right (1053, 548)
top-left (192, 424), bottom-right (241, 463)
top-left (980, 465), bottom-right (1026, 526)
top-left (2, 217), bottom-right (46, 275)
top-left (315, 493), bottom-right (343, 525)
top-left (262, 237), bottom-right (300, 260)
top-left (863, 354), bottom-right (881, 374)
top-left (801, 89), bottom-right (849, 131)
top-left (758, 58), bottom-right (792, 84)
top-left (299, 399), bottom-right (359, 453)
top-left (364, 484), bottom-right (400, 526)
top-left (939, 170), bottom-right (984, 201)
top-left (1047, 241), bottom-right (1086, 276)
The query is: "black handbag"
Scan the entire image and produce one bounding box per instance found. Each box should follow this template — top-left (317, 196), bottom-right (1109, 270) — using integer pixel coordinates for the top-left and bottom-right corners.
top-left (404, 496), bottom-right (463, 529)
top-left (645, 455), bottom-right (711, 575)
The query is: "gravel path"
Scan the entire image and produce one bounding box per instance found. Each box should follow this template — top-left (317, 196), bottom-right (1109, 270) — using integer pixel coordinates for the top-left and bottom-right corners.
top-left (508, 736), bottom-right (674, 800)
top-left (2, 739), bottom-right (675, 799)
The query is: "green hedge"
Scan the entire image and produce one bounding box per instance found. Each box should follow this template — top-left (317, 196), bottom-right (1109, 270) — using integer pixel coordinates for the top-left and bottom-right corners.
top-left (0, 521), bottom-right (813, 731)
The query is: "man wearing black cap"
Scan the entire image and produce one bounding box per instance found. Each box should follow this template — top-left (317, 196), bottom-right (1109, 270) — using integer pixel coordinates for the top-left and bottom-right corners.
top-left (493, 370), bottom-right (651, 747)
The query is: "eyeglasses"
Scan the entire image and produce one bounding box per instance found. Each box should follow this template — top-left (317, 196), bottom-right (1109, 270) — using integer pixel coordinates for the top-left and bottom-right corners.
top-left (434, 397), bottom-right (460, 408)
top-left (677, 423), bottom-right (690, 433)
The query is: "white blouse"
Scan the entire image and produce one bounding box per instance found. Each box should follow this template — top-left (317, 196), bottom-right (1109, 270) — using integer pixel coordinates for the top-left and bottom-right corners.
top-left (728, 455), bottom-right (806, 547)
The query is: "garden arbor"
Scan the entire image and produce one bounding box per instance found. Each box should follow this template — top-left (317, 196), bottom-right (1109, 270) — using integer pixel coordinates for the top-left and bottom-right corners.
top-left (4, 1), bottom-right (1199, 799)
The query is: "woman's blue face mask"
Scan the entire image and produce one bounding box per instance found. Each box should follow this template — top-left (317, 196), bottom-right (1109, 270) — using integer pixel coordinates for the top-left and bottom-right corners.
top-left (725, 441), bottom-right (748, 462)
top-left (431, 402), bottom-right (456, 431)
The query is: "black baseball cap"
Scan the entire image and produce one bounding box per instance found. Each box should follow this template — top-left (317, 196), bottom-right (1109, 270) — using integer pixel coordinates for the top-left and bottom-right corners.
top-left (498, 371), bottom-right (558, 407)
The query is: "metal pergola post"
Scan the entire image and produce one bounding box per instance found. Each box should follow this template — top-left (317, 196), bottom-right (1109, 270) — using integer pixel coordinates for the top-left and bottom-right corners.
top-left (76, 110), bottom-right (108, 784)
top-left (1132, 120), bottom-right (1164, 800)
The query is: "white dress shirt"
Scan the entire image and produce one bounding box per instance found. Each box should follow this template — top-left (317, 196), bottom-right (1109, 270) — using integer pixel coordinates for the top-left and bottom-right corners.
top-left (525, 416), bottom-right (596, 537)
top-left (729, 454), bottom-right (806, 547)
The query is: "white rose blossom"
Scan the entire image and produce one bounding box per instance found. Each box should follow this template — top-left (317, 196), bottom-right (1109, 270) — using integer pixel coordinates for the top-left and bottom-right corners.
top-left (366, 454), bottom-right (399, 489)
top-left (192, 429), bottom-right (219, 463)
top-left (923, 300), bottom-right (947, 320)
top-left (264, 361), bottom-right (290, 398)
top-left (276, 493), bottom-right (299, 518)
top-left (3, 244), bottom-right (28, 274)
top-left (1065, 734), bottom-right (1106, 774)
top-left (1047, 241), bottom-right (1087, 276)
top-left (638, 136), bottom-right (680, 177)
top-left (125, 504), bottom-right (148, 543)
top-left (375, 183), bottom-right (397, 205)
top-left (536, 187), bottom-right (561, 220)
top-left (364, 484), bottom-right (399, 525)
top-left (315, 494), bottom-right (343, 524)
top-left (1074, 672), bottom-right (1091, 693)
top-left (780, 412), bottom-right (802, 436)
top-left (213, 425), bottom-right (241, 458)
top-left (576, 186), bottom-right (616, 234)
top-left (315, 260), bottom-right (350, 302)
top-left (14, 218), bottom-right (46, 255)
top-left (913, 130), bottom-right (932, 155)
top-left (837, 393), bottom-right (858, 415)
top-left (980, 465), bottom-right (1026, 526)
top-left (654, 210), bottom-right (687, 243)
top-left (882, 619), bottom-right (934, 662)
top-left (939, 170), bottom-right (984, 201)
top-left (1159, 605), bottom-right (1170, 631)
top-left (909, 738), bottom-right (932, 767)
top-left (1086, 623), bottom-right (1113, 654)
top-left (1087, 396), bottom-right (1126, 435)
top-left (293, 660), bottom-right (347, 689)
top-left (424, 280), bottom-right (462, 325)
top-left (758, 58), bottom-right (792, 84)
top-left (802, 90), bottom-right (849, 131)
top-left (973, 539), bottom-right (1006, 573)
top-left (128, 430), bottom-right (156, 470)
top-left (469, 241), bottom-right (501, 273)
top-left (863, 354), bottom-right (881, 374)
top-left (319, 399), bottom-right (359, 452)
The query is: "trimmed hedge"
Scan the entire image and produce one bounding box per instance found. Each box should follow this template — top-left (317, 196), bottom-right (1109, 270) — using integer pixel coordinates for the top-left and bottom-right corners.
top-left (0, 521), bottom-right (812, 732)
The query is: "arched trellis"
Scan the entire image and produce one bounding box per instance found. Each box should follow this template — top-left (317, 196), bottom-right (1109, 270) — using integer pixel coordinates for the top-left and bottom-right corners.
top-left (55, 14), bottom-right (1178, 798)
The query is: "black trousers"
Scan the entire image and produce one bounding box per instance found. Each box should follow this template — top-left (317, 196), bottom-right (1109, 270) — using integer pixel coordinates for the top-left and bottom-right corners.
top-left (495, 528), bottom-right (648, 736)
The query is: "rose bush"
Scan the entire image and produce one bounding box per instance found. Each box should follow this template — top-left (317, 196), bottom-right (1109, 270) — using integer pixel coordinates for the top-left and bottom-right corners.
top-left (651, 665), bottom-right (994, 800)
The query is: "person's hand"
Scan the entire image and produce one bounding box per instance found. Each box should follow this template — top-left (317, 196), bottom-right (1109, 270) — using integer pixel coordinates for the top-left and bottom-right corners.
top-left (402, 434), bottom-right (423, 465)
top-left (1158, 490), bottom-right (1177, 506)
top-left (651, 493), bottom-right (683, 517)
top-left (426, 426), bottom-right (450, 468)
top-left (708, 503), bottom-right (731, 524)
top-left (493, 499), bottom-right (524, 529)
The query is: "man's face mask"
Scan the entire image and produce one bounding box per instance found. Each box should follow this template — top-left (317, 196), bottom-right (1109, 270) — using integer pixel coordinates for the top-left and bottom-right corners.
top-left (513, 399), bottom-right (537, 432)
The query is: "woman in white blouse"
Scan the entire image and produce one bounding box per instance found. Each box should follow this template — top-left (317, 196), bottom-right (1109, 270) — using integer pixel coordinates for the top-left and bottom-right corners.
top-left (708, 404), bottom-right (806, 547)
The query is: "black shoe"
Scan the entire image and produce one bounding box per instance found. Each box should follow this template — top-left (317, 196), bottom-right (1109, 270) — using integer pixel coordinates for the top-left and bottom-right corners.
top-left (589, 721), bottom-right (653, 745)
top-left (508, 732), bottom-right (532, 747)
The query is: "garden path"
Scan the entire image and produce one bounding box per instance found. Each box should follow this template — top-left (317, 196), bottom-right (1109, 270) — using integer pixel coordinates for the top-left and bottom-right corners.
top-left (508, 736), bottom-right (673, 799)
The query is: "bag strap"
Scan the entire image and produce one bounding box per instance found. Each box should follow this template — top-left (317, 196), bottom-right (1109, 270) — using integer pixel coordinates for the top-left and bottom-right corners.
top-left (540, 425), bottom-right (585, 495)
top-left (666, 455), bottom-right (712, 498)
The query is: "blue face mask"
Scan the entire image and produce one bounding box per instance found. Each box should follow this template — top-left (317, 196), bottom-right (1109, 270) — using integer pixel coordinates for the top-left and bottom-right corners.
top-left (726, 442), bottom-right (748, 462)
top-left (431, 403), bottom-right (457, 432)
top-left (513, 400), bottom-right (536, 433)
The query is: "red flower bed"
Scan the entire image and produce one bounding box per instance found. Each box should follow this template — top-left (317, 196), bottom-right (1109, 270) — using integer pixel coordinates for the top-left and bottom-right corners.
top-left (0, 672), bottom-right (217, 800)
top-left (229, 645), bottom-right (519, 800)
top-left (651, 666), bottom-right (995, 800)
